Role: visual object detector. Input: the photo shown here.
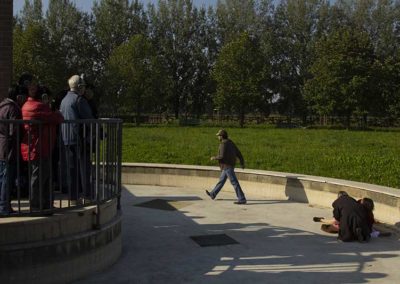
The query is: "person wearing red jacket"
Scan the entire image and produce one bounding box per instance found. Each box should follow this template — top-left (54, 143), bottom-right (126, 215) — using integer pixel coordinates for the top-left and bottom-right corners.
top-left (20, 76), bottom-right (64, 211)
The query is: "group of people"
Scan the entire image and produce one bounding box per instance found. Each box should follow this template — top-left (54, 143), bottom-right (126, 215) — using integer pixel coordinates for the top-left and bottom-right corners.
top-left (0, 86), bottom-right (392, 242)
top-left (0, 73), bottom-right (96, 216)
top-left (314, 191), bottom-right (391, 242)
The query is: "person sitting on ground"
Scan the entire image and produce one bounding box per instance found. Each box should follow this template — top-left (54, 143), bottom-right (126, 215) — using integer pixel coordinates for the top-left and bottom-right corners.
top-left (314, 196), bottom-right (391, 238)
top-left (319, 191), bottom-right (371, 242)
top-left (358, 197), bottom-right (391, 237)
top-left (316, 191), bottom-right (344, 234)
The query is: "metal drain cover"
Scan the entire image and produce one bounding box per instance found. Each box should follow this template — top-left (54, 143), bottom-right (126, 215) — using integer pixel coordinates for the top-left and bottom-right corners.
top-left (190, 234), bottom-right (239, 247)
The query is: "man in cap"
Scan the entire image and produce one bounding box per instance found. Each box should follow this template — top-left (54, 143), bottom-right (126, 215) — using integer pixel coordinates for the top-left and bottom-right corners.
top-left (206, 129), bottom-right (247, 204)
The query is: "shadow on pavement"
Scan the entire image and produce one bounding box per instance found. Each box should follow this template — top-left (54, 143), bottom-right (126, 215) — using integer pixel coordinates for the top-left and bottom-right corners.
top-left (75, 185), bottom-right (399, 284)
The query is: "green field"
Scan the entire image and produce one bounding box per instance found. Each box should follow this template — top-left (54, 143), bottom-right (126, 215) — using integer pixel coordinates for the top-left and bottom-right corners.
top-left (122, 126), bottom-right (400, 188)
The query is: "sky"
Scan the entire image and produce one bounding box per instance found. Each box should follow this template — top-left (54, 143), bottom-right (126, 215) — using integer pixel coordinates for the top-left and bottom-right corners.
top-left (13, 0), bottom-right (219, 14)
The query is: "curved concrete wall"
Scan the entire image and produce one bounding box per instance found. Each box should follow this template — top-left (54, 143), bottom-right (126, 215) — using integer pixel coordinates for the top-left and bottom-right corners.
top-left (0, 199), bottom-right (122, 284)
top-left (122, 163), bottom-right (400, 226)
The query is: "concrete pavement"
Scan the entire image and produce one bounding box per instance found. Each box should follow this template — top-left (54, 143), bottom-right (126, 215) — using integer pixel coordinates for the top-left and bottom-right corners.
top-left (75, 184), bottom-right (400, 284)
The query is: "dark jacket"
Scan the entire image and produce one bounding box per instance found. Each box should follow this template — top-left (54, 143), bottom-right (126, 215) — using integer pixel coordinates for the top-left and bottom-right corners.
top-left (357, 199), bottom-right (375, 231)
top-left (333, 195), bottom-right (371, 242)
top-left (0, 98), bottom-right (22, 161)
top-left (215, 138), bottom-right (244, 169)
top-left (60, 91), bottom-right (94, 145)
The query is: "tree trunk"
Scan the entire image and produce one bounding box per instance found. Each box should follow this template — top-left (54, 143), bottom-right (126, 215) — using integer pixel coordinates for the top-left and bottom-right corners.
top-left (174, 96), bottom-right (179, 119)
top-left (345, 114), bottom-right (351, 129)
top-left (239, 111), bottom-right (245, 128)
top-left (136, 98), bottom-right (142, 126)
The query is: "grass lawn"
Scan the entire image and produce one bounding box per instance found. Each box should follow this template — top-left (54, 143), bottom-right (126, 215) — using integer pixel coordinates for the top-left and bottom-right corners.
top-left (122, 125), bottom-right (400, 188)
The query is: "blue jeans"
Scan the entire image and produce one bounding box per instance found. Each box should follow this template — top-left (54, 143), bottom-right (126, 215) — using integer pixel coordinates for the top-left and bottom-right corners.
top-left (0, 161), bottom-right (16, 214)
top-left (211, 167), bottom-right (246, 202)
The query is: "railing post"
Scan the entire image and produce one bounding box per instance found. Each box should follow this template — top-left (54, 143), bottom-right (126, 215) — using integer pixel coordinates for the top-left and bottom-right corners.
top-left (117, 121), bottom-right (122, 211)
top-left (94, 121), bottom-right (101, 229)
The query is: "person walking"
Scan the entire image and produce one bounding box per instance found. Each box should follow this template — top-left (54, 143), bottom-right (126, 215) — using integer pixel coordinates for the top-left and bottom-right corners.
top-left (206, 129), bottom-right (247, 204)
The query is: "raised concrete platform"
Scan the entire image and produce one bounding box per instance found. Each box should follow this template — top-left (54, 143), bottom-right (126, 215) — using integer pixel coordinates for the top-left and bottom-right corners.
top-left (0, 199), bottom-right (122, 284)
top-left (75, 184), bottom-right (400, 284)
top-left (122, 163), bottom-right (400, 226)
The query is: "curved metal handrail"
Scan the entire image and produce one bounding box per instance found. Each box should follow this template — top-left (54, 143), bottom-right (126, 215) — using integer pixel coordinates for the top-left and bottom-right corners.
top-left (0, 119), bottom-right (123, 220)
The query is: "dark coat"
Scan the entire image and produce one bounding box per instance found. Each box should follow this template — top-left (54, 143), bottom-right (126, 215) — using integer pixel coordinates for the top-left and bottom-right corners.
top-left (0, 98), bottom-right (22, 161)
top-left (333, 195), bottom-right (371, 242)
top-left (214, 139), bottom-right (244, 169)
top-left (60, 91), bottom-right (94, 145)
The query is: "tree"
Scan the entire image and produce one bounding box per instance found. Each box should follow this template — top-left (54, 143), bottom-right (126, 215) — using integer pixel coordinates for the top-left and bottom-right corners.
top-left (45, 0), bottom-right (95, 92)
top-left (93, 0), bottom-right (146, 71)
top-left (359, 0), bottom-right (399, 59)
top-left (13, 0), bottom-right (95, 93)
top-left (184, 6), bottom-right (218, 117)
top-left (13, 2), bottom-right (53, 86)
top-left (13, 22), bottom-right (64, 90)
top-left (92, 0), bottom-right (147, 110)
top-left (148, 0), bottom-right (213, 118)
top-left (376, 55), bottom-right (400, 121)
top-left (215, 0), bottom-right (262, 45)
top-left (304, 27), bottom-right (378, 127)
top-left (270, 0), bottom-right (327, 121)
top-left (331, 0), bottom-right (400, 58)
top-left (212, 33), bottom-right (268, 127)
top-left (18, 0), bottom-right (44, 27)
top-left (105, 34), bottom-right (168, 123)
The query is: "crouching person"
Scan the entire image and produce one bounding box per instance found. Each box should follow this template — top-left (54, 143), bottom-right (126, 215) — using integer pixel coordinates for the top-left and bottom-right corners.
top-left (20, 75), bottom-right (64, 211)
top-left (332, 191), bottom-right (371, 242)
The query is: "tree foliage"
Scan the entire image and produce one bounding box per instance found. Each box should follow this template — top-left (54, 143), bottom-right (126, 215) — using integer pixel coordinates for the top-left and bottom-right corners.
top-left (304, 27), bottom-right (378, 127)
top-left (105, 34), bottom-right (168, 121)
top-left (12, 0), bottom-right (400, 126)
top-left (212, 33), bottom-right (268, 127)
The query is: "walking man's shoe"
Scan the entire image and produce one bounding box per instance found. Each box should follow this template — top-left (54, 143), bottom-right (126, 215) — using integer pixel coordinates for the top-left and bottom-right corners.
top-left (205, 190), bottom-right (215, 200)
top-left (234, 200), bottom-right (247, 205)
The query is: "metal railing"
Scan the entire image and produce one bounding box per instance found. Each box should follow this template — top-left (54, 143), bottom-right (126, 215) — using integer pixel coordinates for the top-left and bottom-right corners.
top-left (0, 118), bottom-right (123, 219)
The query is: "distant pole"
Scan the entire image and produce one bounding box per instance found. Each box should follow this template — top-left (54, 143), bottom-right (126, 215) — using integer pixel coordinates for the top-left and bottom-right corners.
top-left (0, 0), bottom-right (13, 100)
